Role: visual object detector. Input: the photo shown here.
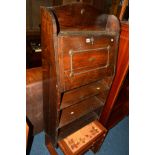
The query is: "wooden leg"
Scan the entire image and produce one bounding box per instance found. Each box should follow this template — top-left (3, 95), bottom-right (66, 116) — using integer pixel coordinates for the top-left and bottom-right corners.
top-left (45, 135), bottom-right (58, 155)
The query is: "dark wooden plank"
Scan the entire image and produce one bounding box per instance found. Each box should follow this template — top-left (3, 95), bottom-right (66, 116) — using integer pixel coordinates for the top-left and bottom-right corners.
top-left (59, 96), bottom-right (104, 128)
top-left (48, 3), bottom-right (120, 33)
top-left (61, 80), bottom-right (108, 109)
top-left (52, 3), bottom-right (103, 30)
top-left (41, 7), bottom-right (60, 146)
top-left (26, 67), bottom-right (42, 84)
top-left (26, 67), bottom-right (43, 134)
top-left (64, 65), bottom-right (114, 91)
top-left (63, 48), bottom-right (109, 70)
top-left (60, 35), bottom-right (113, 52)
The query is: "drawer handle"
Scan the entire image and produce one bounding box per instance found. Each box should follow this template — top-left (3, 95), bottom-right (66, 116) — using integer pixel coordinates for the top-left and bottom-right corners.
top-left (69, 45), bottom-right (111, 77)
top-left (70, 111), bottom-right (74, 115)
top-left (110, 38), bottom-right (114, 42)
top-left (96, 87), bottom-right (100, 90)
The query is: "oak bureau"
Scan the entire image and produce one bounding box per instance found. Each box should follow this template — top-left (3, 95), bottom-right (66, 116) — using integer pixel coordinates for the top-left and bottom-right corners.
top-left (41, 3), bottom-right (120, 152)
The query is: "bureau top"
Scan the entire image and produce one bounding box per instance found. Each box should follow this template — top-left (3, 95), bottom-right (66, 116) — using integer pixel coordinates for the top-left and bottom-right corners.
top-left (44, 3), bottom-right (120, 36)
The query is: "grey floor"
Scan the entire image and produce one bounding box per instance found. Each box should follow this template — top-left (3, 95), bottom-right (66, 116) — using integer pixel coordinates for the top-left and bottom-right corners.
top-left (29, 116), bottom-right (129, 155)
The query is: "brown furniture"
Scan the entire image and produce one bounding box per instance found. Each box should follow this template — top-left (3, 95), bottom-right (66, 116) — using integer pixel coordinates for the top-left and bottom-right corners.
top-left (41, 3), bottom-right (120, 152)
top-left (26, 67), bottom-right (44, 134)
top-left (58, 120), bottom-right (107, 155)
top-left (25, 23), bottom-right (128, 139)
top-left (100, 21), bottom-right (129, 129)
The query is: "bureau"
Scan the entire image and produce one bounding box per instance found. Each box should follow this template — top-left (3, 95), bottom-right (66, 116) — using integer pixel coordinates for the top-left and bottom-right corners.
top-left (41, 3), bottom-right (120, 148)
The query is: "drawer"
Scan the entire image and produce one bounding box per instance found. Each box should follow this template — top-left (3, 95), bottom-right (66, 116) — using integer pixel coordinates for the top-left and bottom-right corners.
top-left (60, 35), bottom-right (115, 52)
top-left (58, 120), bottom-right (107, 155)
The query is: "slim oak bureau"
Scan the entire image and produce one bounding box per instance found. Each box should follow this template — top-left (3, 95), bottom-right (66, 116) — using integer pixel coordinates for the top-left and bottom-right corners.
top-left (41, 3), bottom-right (120, 152)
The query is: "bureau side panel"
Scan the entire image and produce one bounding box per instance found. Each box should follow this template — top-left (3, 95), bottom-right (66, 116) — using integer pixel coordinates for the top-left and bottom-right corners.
top-left (41, 7), bottom-right (59, 146)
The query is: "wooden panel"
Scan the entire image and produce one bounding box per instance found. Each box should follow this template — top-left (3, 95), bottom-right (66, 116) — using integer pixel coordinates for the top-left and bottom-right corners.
top-left (26, 67), bottom-right (43, 134)
top-left (52, 3), bottom-right (119, 32)
top-left (99, 22), bottom-right (129, 127)
top-left (60, 35), bottom-right (113, 51)
top-left (52, 3), bottom-right (102, 29)
top-left (41, 7), bottom-right (60, 146)
top-left (59, 96), bottom-right (104, 128)
top-left (61, 80), bottom-right (109, 109)
top-left (64, 48), bottom-right (109, 70)
top-left (64, 65), bottom-right (114, 91)
top-left (59, 33), bottom-right (118, 91)
top-left (26, 67), bottom-right (42, 84)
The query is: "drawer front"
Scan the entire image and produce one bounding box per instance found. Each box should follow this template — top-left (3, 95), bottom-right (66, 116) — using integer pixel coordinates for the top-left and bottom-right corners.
top-left (58, 120), bottom-right (107, 155)
top-left (61, 35), bottom-right (114, 51)
top-left (59, 35), bottom-right (116, 91)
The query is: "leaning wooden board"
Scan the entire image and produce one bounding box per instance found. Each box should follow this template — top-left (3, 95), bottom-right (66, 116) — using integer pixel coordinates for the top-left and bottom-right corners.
top-left (58, 120), bottom-right (107, 155)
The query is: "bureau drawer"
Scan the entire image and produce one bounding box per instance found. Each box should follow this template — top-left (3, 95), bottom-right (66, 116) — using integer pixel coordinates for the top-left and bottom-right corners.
top-left (58, 120), bottom-right (107, 155)
top-left (60, 35), bottom-right (115, 51)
